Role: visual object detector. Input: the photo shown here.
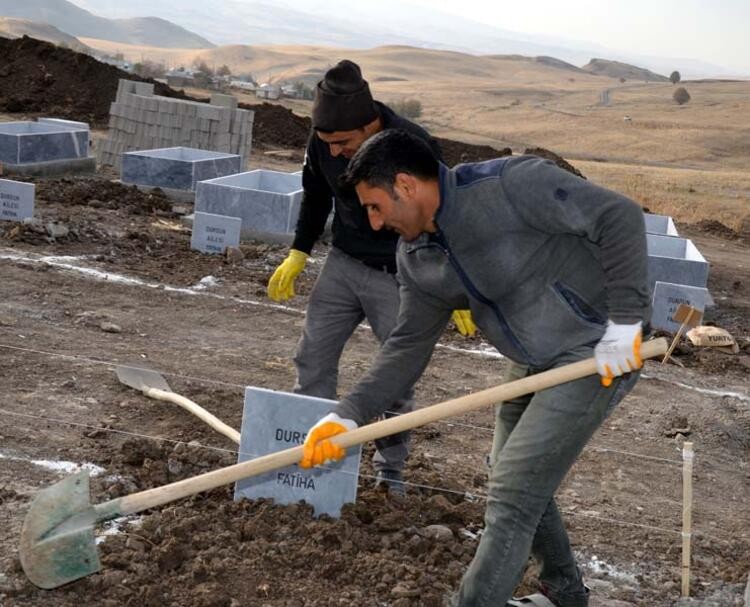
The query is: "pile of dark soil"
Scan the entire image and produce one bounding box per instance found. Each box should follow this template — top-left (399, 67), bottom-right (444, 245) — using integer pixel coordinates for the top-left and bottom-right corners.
top-left (436, 137), bottom-right (511, 166)
top-left (33, 178), bottom-right (173, 215)
top-left (0, 36), bottom-right (189, 127)
top-left (2, 433), bottom-right (488, 607)
top-left (240, 102), bottom-right (311, 149)
top-left (524, 147), bottom-right (586, 179)
top-left (692, 219), bottom-right (747, 242)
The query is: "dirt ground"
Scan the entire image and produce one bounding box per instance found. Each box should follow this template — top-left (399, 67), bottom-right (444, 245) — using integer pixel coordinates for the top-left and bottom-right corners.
top-left (0, 151), bottom-right (748, 607)
top-left (0, 35), bottom-right (749, 607)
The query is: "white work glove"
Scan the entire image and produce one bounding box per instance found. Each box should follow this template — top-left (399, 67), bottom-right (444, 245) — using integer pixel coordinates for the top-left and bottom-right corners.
top-left (299, 413), bottom-right (358, 469)
top-left (594, 321), bottom-right (643, 387)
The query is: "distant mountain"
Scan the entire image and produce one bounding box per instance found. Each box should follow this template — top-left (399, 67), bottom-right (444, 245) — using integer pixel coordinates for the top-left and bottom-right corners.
top-left (68, 0), bottom-right (736, 78)
top-left (0, 17), bottom-right (90, 52)
top-left (0, 0), bottom-right (214, 48)
top-left (534, 56), bottom-right (588, 74)
top-left (582, 58), bottom-right (669, 82)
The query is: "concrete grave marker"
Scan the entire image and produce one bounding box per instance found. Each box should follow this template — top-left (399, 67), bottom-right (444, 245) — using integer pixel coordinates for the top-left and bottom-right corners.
top-left (234, 387), bottom-right (362, 517)
top-left (0, 179), bottom-right (34, 221)
top-left (651, 281), bottom-right (709, 334)
top-left (190, 212), bottom-right (241, 255)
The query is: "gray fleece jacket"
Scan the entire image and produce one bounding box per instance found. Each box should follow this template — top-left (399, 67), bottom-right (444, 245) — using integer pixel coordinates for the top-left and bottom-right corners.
top-left (334, 155), bottom-right (651, 425)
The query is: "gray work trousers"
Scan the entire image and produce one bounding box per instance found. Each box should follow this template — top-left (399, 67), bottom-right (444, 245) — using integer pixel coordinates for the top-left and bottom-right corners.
top-left (293, 247), bottom-right (413, 472)
top-left (451, 349), bottom-right (639, 607)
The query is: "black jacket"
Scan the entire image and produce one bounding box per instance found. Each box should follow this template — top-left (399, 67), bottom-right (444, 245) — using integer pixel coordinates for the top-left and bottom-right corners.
top-left (291, 102), bottom-right (442, 270)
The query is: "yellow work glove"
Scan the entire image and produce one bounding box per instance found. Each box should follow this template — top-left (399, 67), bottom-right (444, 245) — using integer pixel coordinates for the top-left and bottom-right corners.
top-left (267, 249), bottom-right (309, 301)
top-left (452, 309), bottom-right (477, 337)
top-left (300, 413), bottom-right (358, 469)
top-left (594, 321), bottom-right (643, 387)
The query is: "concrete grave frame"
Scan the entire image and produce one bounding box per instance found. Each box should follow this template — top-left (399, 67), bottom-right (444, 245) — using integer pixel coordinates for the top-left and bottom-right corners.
top-left (644, 213), bottom-right (679, 236)
top-left (0, 121), bottom-right (95, 176)
top-left (195, 170), bottom-right (303, 243)
top-left (646, 234), bottom-right (709, 290)
top-left (121, 147), bottom-right (242, 193)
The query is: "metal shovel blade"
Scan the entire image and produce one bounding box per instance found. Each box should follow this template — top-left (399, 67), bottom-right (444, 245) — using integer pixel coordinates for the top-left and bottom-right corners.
top-left (116, 365), bottom-right (172, 393)
top-left (20, 471), bottom-right (101, 589)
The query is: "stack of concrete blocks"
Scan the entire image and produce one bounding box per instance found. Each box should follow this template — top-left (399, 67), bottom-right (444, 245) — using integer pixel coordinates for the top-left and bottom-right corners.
top-left (97, 79), bottom-right (254, 170)
top-left (195, 169), bottom-right (303, 243)
top-left (0, 119), bottom-right (95, 176)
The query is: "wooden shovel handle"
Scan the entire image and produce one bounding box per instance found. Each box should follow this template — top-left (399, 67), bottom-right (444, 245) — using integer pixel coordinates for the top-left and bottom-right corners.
top-left (145, 388), bottom-right (241, 444)
top-left (117, 338), bottom-right (667, 518)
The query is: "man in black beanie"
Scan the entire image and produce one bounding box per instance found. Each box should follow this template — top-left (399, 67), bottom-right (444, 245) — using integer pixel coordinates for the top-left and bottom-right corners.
top-left (267, 60), bottom-right (475, 495)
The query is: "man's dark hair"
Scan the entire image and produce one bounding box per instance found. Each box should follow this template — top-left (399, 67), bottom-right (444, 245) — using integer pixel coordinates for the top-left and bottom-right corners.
top-left (340, 129), bottom-right (439, 191)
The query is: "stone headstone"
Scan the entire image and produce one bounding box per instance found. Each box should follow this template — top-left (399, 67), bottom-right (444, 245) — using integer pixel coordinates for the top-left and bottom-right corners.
top-left (0, 179), bottom-right (34, 221)
top-left (190, 212), bottom-right (241, 255)
top-left (234, 387), bottom-right (362, 518)
top-left (651, 281), bottom-right (709, 334)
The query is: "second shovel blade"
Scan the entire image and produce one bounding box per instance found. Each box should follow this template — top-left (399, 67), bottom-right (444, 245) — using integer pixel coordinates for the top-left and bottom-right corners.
top-left (116, 365), bottom-right (172, 393)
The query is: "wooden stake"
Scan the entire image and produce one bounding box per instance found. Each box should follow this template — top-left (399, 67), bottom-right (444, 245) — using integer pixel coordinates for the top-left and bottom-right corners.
top-left (681, 441), bottom-right (694, 597)
top-left (662, 307), bottom-right (695, 365)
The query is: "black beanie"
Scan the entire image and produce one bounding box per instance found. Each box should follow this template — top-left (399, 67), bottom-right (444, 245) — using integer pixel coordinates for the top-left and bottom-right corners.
top-left (312, 60), bottom-right (378, 132)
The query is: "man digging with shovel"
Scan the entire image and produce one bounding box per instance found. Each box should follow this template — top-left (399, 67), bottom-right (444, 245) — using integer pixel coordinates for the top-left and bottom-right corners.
top-left (267, 59), bottom-right (475, 496)
top-left (299, 130), bottom-right (651, 606)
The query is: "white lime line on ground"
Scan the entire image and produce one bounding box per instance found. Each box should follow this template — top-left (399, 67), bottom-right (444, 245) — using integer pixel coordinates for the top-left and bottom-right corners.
top-left (0, 249), bottom-right (500, 359)
top-left (0, 449), bottom-right (106, 476)
top-left (4, 249), bottom-right (749, 403)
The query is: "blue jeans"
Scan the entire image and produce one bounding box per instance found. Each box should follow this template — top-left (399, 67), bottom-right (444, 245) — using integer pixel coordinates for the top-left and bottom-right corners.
top-left (452, 349), bottom-right (639, 606)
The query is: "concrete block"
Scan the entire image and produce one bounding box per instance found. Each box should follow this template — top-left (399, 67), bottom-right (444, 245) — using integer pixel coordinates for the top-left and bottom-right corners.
top-left (122, 147), bottom-right (241, 191)
top-left (116, 79), bottom-right (136, 99)
top-left (197, 104), bottom-right (222, 121)
top-left (644, 213), bottom-right (678, 236)
top-left (651, 281), bottom-right (708, 333)
top-left (210, 93), bottom-right (238, 111)
top-left (134, 82), bottom-right (155, 97)
top-left (0, 179), bottom-right (35, 221)
top-left (215, 134), bottom-right (231, 149)
top-left (195, 170), bottom-right (303, 241)
top-left (0, 121), bottom-right (89, 164)
top-left (190, 211), bottom-right (241, 254)
top-left (647, 234), bottom-right (709, 290)
top-left (234, 386), bottom-right (361, 517)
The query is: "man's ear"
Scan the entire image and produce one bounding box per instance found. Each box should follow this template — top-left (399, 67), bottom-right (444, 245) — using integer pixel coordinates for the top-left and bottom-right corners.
top-left (394, 173), bottom-right (417, 199)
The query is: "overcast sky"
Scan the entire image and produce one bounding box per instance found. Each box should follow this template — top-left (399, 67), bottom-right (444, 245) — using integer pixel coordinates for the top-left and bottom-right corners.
top-left (407, 0), bottom-right (750, 74)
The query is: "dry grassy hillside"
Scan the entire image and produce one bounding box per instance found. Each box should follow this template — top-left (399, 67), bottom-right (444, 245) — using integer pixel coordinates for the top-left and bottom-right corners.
top-left (82, 38), bottom-right (750, 228)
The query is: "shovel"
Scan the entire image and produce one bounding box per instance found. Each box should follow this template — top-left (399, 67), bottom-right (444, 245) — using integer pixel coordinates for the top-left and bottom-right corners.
top-left (20, 338), bottom-right (667, 589)
top-left (116, 365), bottom-right (240, 444)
